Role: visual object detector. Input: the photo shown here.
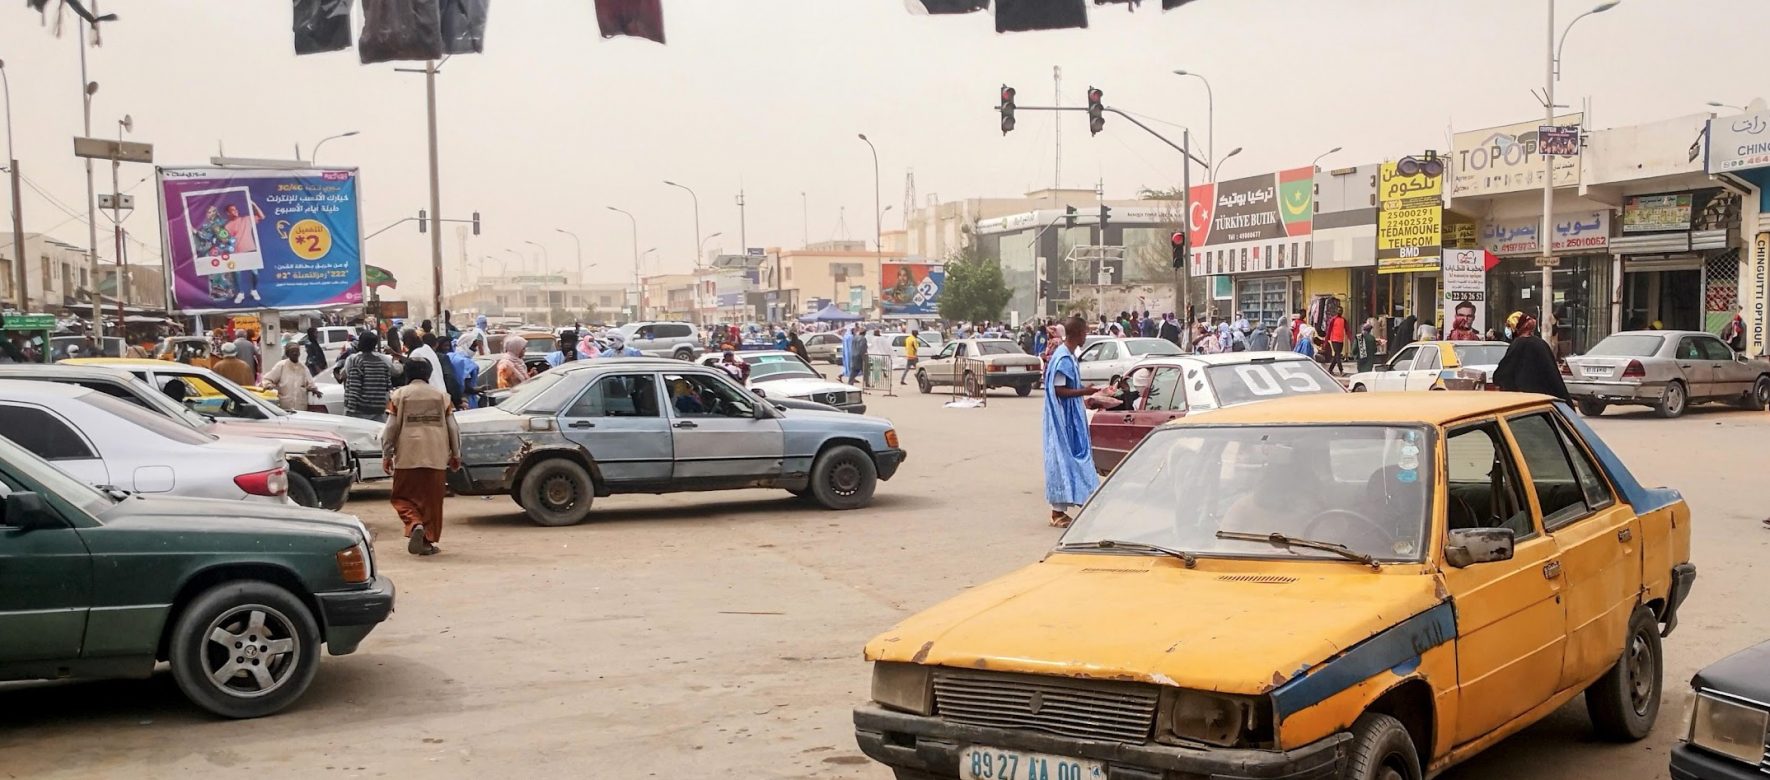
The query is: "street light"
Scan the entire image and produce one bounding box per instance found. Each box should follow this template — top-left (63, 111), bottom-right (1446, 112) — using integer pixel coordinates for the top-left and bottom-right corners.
top-left (0, 58), bottom-right (24, 311)
top-left (699, 230), bottom-right (724, 258)
top-left (503, 248), bottom-right (524, 274)
top-left (523, 239), bottom-right (550, 275)
top-left (1707, 100), bottom-right (1748, 112)
top-left (1211, 146), bottom-right (1243, 183)
top-left (662, 180), bottom-right (702, 268)
top-left (1541, 0), bottom-right (1620, 332)
top-left (310, 130), bottom-right (359, 164)
top-left (1311, 146), bottom-right (1343, 172)
top-left (554, 228), bottom-right (583, 283)
top-left (607, 206), bottom-right (639, 319)
top-left (858, 133), bottom-right (883, 257)
top-left (1172, 69), bottom-right (1215, 182)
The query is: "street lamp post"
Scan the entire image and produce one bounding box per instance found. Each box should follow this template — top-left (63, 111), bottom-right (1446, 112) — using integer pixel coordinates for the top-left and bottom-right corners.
top-left (699, 231), bottom-right (724, 257)
top-left (309, 130), bottom-right (359, 164)
top-left (1706, 101), bottom-right (1748, 112)
top-left (1172, 69), bottom-right (1215, 182)
top-left (858, 134), bottom-right (882, 316)
top-left (1542, 0), bottom-right (1620, 334)
top-left (503, 248), bottom-right (523, 275)
top-left (523, 239), bottom-right (550, 275)
top-left (663, 180), bottom-right (702, 267)
top-left (77, 22), bottom-right (105, 337)
top-left (1311, 146), bottom-right (1344, 172)
top-left (607, 206), bottom-right (639, 320)
top-left (1211, 146), bottom-right (1243, 184)
top-left (555, 228), bottom-right (583, 283)
top-left (0, 59), bottom-right (25, 311)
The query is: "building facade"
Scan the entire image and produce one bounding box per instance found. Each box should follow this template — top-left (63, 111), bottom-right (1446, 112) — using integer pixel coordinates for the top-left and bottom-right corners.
top-left (0, 232), bottom-right (96, 312)
top-left (443, 277), bottom-right (631, 325)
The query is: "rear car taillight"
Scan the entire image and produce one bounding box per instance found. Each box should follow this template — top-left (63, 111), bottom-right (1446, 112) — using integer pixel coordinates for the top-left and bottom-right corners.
top-left (1558, 361), bottom-right (1572, 376)
top-left (1622, 360), bottom-right (1646, 378)
top-left (235, 467), bottom-right (289, 497)
top-left (987, 364), bottom-right (1007, 372)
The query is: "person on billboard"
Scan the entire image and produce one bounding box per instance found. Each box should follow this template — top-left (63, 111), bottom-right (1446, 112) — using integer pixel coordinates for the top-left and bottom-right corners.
top-left (224, 202), bottom-right (267, 305)
top-left (1447, 300), bottom-right (1482, 341)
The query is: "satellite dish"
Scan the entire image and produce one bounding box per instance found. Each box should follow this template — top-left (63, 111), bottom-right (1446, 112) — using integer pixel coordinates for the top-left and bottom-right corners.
top-left (120, 114), bottom-right (133, 133)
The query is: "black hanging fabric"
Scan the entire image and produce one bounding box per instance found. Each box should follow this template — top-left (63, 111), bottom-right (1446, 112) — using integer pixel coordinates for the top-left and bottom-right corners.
top-left (293, 0), bottom-right (353, 55)
top-left (440, 0), bottom-right (489, 54)
top-left (995, 0), bottom-right (1087, 32)
top-left (358, 0), bottom-right (444, 63)
top-left (1162, 0), bottom-right (1199, 9)
top-left (594, 0), bottom-right (664, 44)
top-left (27, 0), bottom-right (50, 13)
top-left (911, 0), bottom-right (989, 12)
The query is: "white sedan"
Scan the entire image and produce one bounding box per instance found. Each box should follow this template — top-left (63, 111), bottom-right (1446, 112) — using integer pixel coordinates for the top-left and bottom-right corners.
top-left (1346, 340), bottom-right (1510, 393)
top-left (0, 380), bottom-right (291, 504)
top-left (698, 350), bottom-right (866, 413)
top-left (1076, 337), bottom-right (1185, 383)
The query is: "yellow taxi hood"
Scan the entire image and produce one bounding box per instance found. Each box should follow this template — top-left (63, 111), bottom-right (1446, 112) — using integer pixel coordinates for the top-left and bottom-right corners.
top-left (865, 554), bottom-right (1447, 696)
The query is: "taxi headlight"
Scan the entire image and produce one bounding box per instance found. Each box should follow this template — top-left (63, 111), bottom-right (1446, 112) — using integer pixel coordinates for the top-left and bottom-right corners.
top-left (884, 429), bottom-right (899, 449)
top-left (871, 662), bottom-right (933, 716)
top-left (1690, 694), bottom-right (1769, 765)
top-left (1157, 689), bottom-right (1269, 748)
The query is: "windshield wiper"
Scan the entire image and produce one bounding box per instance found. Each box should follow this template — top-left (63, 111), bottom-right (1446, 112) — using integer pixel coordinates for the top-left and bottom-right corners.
top-left (1058, 539), bottom-right (1196, 568)
top-left (1214, 531), bottom-right (1381, 570)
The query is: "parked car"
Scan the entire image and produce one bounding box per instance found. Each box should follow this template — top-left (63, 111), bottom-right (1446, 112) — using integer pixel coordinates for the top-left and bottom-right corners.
top-left (153, 335), bottom-right (219, 369)
top-left (914, 338), bottom-right (1043, 396)
top-left (615, 321), bottom-right (700, 360)
top-left (1076, 337), bottom-right (1186, 383)
top-left (1347, 340), bottom-right (1511, 393)
top-left (0, 364), bottom-right (355, 509)
top-left (804, 332), bottom-right (844, 364)
top-left (0, 433), bottom-right (394, 718)
top-left (857, 392), bottom-right (1695, 780)
top-left (1564, 329), bottom-right (1770, 418)
top-left (0, 380), bottom-right (294, 504)
top-left (887, 331), bottom-right (944, 370)
top-left (450, 359), bottom-right (905, 526)
top-left (696, 350), bottom-right (866, 413)
top-left (1088, 351), bottom-right (1342, 474)
top-left (311, 325), bottom-right (356, 366)
top-left (65, 359), bottom-right (389, 482)
top-left (1672, 639), bottom-right (1770, 778)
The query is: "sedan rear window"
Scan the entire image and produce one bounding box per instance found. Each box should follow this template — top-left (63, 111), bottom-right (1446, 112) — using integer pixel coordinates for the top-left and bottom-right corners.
top-left (1127, 339), bottom-right (1183, 357)
top-left (1452, 345), bottom-right (1508, 366)
top-left (976, 341), bottom-right (1022, 355)
top-left (1586, 334), bottom-right (1663, 357)
top-left (1203, 360), bottom-right (1340, 406)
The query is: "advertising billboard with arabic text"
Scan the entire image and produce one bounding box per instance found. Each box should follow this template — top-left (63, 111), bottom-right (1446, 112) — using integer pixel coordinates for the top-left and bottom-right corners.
top-left (1376, 161), bottom-right (1443, 274)
top-left (1186, 167), bottom-right (1314, 277)
top-left (1706, 111), bottom-right (1770, 173)
top-left (878, 261), bottom-right (944, 317)
top-left (1479, 211), bottom-right (1609, 256)
top-left (157, 167), bottom-right (365, 314)
top-left (1451, 114), bottom-right (1582, 197)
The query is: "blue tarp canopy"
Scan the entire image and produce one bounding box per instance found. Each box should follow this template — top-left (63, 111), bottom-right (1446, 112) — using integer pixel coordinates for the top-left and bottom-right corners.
top-left (800, 305), bottom-right (861, 323)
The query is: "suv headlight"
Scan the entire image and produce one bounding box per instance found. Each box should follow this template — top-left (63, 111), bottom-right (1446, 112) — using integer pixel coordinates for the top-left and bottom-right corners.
top-left (1690, 694), bottom-right (1769, 765)
top-left (1155, 689), bottom-right (1270, 748)
top-left (871, 662), bottom-right (933, 716)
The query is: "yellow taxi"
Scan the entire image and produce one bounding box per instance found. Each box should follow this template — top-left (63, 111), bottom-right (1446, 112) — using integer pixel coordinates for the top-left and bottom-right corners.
top-left (1347, 340), bottom-right (1512, 393)
top-left (63, 357), bottom-right (281, 408)
top-left (856, 393), bottom-right (1695, 780)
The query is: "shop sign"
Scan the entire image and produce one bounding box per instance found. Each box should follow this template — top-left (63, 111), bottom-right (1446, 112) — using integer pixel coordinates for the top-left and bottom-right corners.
top-left (1441, 249), bottom-right (1491, 339)
top-left (1451, 114), bottom-right (1583, 197)
top-left (1751, 232), bottom-right (1768, 357)
top-left (1376, 161), bottom-right (1443, 274)
top-left (1479, 210), bottom-right (1610, 256)
top-left (1705, 111), bottom-right (1770, 173)
top-left (1537, 125), bottom-right (1582, 156)
top-left (1442, 221), bottom-right (1477, 248)
top-left (1621, 193), bottom-right (1694, 233)
top-left (1186, 166), bottom-right (1315, 276)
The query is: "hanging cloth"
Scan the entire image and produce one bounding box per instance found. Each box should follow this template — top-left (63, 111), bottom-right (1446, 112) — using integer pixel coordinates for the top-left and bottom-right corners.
top-left (359, 0), bottom-right (444, 64)
top-left (595, 0), bottom-right (664, 44)
top-left (293, 0), bottom-right (353, 55)
top-left (995, 0), bottom-right (1087, 32)
top-left (440, 0), bottom-right (489, 54)
top-left (906, 0), bottom-right (989, 12)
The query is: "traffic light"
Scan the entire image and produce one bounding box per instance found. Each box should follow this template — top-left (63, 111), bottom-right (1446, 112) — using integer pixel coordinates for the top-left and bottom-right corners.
top-left (471, 211), bottom-right (482, 236)
top-left (998, 85), bottom-right (1017, 135)
top-left (1063, 205), bottom-right (1078, 229)
top-left (417, 209), bottom-right (428, 233)
top-left (1171, 230), bottom-right (1188, 269)
top-left (1087, 87), bottom-right (1105, 136)
top-left (1098, 204), bottom-right (1112, 235)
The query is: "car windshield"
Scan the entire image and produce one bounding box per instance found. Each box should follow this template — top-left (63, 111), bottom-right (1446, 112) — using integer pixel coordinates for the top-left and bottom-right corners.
top-left (747, 358), bottom-right (818, 381)
top-left (497, 370), bottom-right (577, 414)
top-left (0, 433), bottom-right (115, 513)
top-left (1126, 339), bottom-right (1183, 357)
top-left (1585, 334), bottom-right (1664, 357)
top-left (173, 370), bottom-right (289, 418)
top-left (1202, 360), bottom-right (1341, 406)
top-left (76, 392), bottom-right (215, 445)
top-left (1064, 425), bottom-right (1432, 564)
top-left (1454, 345), bottom-right (1509, 366)
top-left (524, 336), bottom-right (556, 355)
top-left (50, 337), bottom-right (124, 360)
top-left (976, 340), bottom-right (1021, 355)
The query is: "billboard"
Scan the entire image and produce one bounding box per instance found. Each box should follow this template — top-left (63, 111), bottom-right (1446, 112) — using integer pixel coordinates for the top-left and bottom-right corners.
top-left (1450, 114), bottom-right (1583, 197)
top-left (878, 261), bottom-right (943, 317)
top-left (1186, 166), bottom-right (1315, 277)
top-left (1376, 161), bottom-right (1443, 274)
top-left (1621, 193), bottom-right (1694, 233)
top-left (158, 167), bottom-right (364, 314)
top-left (1479, 210), bottom-right (1610, 256)
top-left (1441, 249), bottom-right (1492, 340)
top-left (1706, 111), bottom-right (1770, 173)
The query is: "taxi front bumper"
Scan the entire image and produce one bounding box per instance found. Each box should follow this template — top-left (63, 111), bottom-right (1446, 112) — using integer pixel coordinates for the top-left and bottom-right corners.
top-left (854, 705), bottom-right (1348, 780)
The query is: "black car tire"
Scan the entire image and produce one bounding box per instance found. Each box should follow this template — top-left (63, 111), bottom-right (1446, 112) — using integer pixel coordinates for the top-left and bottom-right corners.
top-left (1576, 398), bottom-right (1607, 417)
top-left (1738, 375), bottom-right (1770, 410)
top-left (168, 580), bottom-right (321, 719)
top-left (1015, 383), bottom-right (1033, 397)
top-left (286, 470), bottom-right (319, 509)
top-left (518, 459), bottom-right (595, 527)
top-left (1654, 381), bottom-right (1686, 419)
top-left (672, 347), bottom-right (694, 361)
top-left (915, 371), bottom-right (932, 394)
top-left (1351, 383), bottom-right (1368, 392)
top-left (809, 445), bottom-right (877, 510)
top-left (1343, 712), bottom-right (1423, 780)
top-left (1586, 605), bottom-right (1663, 741)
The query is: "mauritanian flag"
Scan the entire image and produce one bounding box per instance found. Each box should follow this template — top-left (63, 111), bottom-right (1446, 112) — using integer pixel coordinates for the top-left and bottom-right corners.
top-left (1278, 167), bottom-right (1315, 236)
top-left (365, 265), bottom-right (397, 290)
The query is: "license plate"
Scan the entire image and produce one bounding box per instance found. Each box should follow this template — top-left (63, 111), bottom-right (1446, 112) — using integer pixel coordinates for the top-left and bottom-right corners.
top-left (958, 746), bottom-right (1104, 780)
top-left (1581, 365), bottom-right (1612, 377)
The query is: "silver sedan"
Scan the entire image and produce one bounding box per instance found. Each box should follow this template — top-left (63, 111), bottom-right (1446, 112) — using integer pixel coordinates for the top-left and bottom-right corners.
top-left (1564, 329), bottom-right (1770, 418)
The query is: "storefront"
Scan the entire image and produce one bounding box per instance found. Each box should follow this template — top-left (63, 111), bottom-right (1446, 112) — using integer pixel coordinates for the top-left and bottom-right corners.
top-left (1479, 210), bottom-right (1613, 354)
top-left (1611, 189), bottom-right (1741, 333)
top-left (1234, 272), bottom-right (1304, 328)
top-left (1186, 166), bottom-right (1318, 328)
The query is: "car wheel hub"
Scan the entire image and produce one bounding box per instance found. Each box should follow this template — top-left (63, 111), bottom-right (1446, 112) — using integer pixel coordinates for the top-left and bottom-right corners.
top-left (829, 461), bottom-right (861, 496)
top-left (1627, 632), bottom-right (1653, 715)
top-left (542, 475), bottom-right (578, 508)
top-left (202, 605), bottom-right (299, 698)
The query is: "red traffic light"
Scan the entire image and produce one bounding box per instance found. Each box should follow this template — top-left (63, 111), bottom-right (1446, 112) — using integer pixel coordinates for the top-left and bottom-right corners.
top-left (1001, 86), bottom-right (1016, 102)
top-left (1171, 231), bottom-right (1185, 245)
top-left (1087, 88), bottom-right (1103, 104)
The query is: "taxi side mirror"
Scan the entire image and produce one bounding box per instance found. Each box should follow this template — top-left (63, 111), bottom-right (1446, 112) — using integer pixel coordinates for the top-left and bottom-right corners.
top-left (1445, 527), bottom-right (1515, 568)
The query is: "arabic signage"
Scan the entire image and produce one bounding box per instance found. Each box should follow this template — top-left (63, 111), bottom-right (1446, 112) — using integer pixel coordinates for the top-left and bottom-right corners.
top-left (509, 275), bottom-right (569, 286)
top-left (879, 261), bottom-right (944, 317)
top-left (157, 167), bottom-right (364, 314)
top-left (1451, 114), bottom-right (1583, 197)
top-left (1537, 125), bottom-right (1582, 157)
top-left (1186, 167), bottom-right (1314, 276)
top-left (1443, 221), bottom-right (1477, 249)
top-left (1479, 210), bottom-right (1610, 256)
top-left (1376, 161), bottom-right (1443, 274)
top-left (1751, 233), bottom-right (1768, 358)
top-left (1621, 193), bottom-right (1694, 234)
top-left (1706, 111), bottom-right (1770, 173)
top-left (1442, 249), bottom-right (1491, 339)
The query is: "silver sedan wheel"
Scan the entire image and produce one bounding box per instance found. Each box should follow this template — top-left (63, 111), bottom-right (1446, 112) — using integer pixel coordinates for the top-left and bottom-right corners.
top-left (202, 605), bottom-right (302, 698)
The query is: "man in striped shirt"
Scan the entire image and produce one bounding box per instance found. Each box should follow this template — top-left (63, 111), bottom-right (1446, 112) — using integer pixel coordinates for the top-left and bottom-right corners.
top-left (342, 331), bottom-right (395, 422)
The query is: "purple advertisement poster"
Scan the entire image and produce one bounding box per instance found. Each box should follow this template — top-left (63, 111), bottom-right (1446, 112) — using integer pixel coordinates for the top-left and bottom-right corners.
top-left (157, 167), bottom-right (365, 314)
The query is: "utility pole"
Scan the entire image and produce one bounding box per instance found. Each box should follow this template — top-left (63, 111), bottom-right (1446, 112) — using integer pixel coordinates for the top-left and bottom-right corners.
top-left (736, 188), bottom-right (747, 251)
top-left (1, 58), bottom-right (26, 310)
top-left (800, 191), bottom-right (809, 248)
top-left (1053, 65), bottom-right (1062, 191)
top-left (425, 58), bottom-right (444, 324)
top-left (78, 22), bottom-right (103, 338)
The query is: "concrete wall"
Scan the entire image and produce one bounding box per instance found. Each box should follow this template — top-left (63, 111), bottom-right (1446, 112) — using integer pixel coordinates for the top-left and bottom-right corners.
top-left (1585, 113), bottom-right (1710, 185)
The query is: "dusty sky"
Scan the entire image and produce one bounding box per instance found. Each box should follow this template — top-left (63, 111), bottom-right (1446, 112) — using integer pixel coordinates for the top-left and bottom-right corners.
top-left (2, 0), bottom-right (1765, 299)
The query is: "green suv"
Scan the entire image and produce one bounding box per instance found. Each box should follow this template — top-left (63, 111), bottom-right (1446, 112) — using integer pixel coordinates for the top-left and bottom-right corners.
top-left (0, 435), bottom-right (394, 718)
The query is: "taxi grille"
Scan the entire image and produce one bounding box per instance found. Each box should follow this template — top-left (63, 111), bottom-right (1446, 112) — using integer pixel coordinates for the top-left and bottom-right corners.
top-left (814, 391), bottom-right (859, 407)
top-left (932, 669), bottom-right (1157, 744)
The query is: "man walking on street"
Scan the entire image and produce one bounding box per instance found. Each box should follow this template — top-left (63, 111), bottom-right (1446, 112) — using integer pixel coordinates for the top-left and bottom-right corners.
top-left (341, 331), bottom-right (395, 422)
top-left (899, 330), bottom-right (921, 385)
top-left (213, 342), bottom-right (255, 387)
top-left (1043, 315), bottom-right (1102, 528)
top-left (1326, 309), bottom-right (1348, 374)
top-left (382, 359), bottom-right (460, 556)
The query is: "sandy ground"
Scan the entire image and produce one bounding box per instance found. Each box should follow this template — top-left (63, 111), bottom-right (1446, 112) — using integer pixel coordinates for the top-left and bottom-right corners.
top-left (0, 386), bottom-right (1764, 780)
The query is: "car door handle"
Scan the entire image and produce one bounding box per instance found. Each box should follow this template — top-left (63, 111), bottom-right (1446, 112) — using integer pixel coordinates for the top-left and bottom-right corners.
top-left (1121, 414), bottom-right (1135, 423)
top-left (1617, 527), bottom-right (1632, 543)
top-left (672, 420), bottom-right (698, 429)
top-left (1542, 560), bottom-right (1562, 579)
top-left (1679, 363), bottom-right (1693, 369)
top-left (567, 420), bottom-right (595, 429)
